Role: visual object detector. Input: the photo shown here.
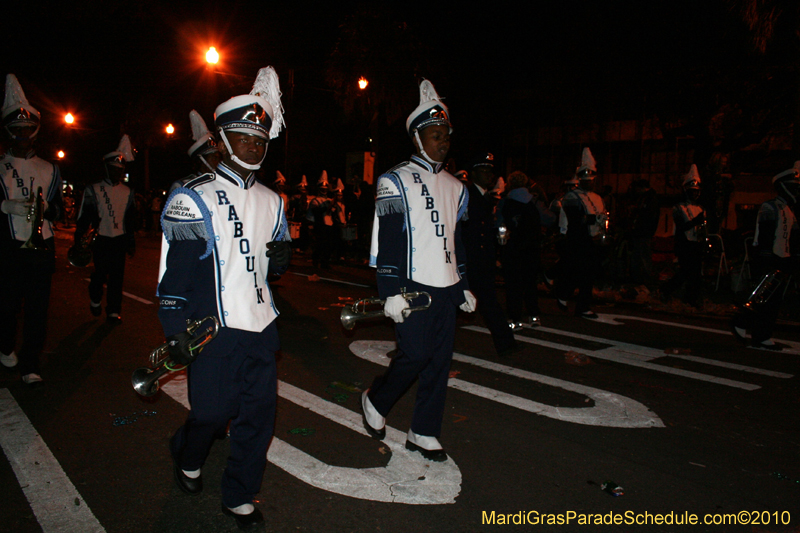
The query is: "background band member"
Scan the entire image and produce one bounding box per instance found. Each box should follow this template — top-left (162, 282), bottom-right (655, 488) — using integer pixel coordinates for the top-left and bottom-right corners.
top-left (75, 135), bottom-right (136, 323)
top-left (362, 79), bottom-right (475, 462)
top-left (169, 110), bottom-right (222, 193)
top-left (555, 147), bottom-right (606, 319)
top-left (308, 171), bottom-right (332, 268)
top-left (732, 162), bottom-right (799, 350)
top-left (462, 152), bottom-right (516, 356)
top-left (501, 170), bottom-right (543, 329)
top-left (157, 66), bottom-right (290, 529)
top-left (661, 164), bottom-right (706, 308)
top-left (0, 74), bottom-right (63, 386)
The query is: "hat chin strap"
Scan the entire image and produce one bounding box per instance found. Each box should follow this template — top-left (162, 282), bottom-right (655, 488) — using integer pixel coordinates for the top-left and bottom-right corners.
top-left (5, 123), bottom-right (40, 142)
top-left (413, 130), bottom-right (438, 165)
top-left (779, 182), bottom-right (798, 205)
top-left (220, 130), bottom-right (267, 171)
top-left (198, 154), bottom-right (216, 174)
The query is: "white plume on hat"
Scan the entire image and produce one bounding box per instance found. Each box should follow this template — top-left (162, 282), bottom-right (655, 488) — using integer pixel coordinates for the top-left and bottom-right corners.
top-left (576, 147), bottom-right (597, 178)
top-left (275, 170), bottom-right (286, 184)
top-left (406, 79), bottom-right (451, 135)
top-left (334, 178), bottom-right (344, 192)
top-left (250, 67), bottom-right (286, 140)
top-left (492, 176), bottom-right (506, 194)
top-left (772, 161), bottom-right (800, 184)
top-left (104, 134), bottom-right (134, 166)
top-left (318, 170), bottom-right (330, 188)
top-left (2, 74), bottom-right (40, 121)
top-left (187, 110), bottom-right (217, 157)
top-left (682, 164), bottom-right (701, 187)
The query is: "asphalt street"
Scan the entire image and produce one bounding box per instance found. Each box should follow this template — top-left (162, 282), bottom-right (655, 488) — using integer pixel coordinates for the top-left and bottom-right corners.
top-left (1, 228), bottom-right (798, 533)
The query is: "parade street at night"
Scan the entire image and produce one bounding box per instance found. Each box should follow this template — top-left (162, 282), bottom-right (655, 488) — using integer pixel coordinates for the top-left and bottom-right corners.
top-left (1, 229), bottom-right (798, 533)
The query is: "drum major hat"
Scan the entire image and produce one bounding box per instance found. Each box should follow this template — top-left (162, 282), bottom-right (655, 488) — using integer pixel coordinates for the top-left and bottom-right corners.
top-left (187, 110), bottom-right (219, 158)
top-left (406, 79), bottom-right (451, 136)
top-left (2, 74), bottom-right (41, 138)
top-left (682, 164), bottom-right (701, 189)
top-left (103, 134), bottom-right (134, 168)
top-left (214, 66), bottom-right (285, 171)
top-left (772, 161), bottom-right (800, 185)
top-left (575, 148), bottom-right (597, 180)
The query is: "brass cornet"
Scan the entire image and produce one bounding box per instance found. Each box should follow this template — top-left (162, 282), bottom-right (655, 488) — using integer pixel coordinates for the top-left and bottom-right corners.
top-left (21, 187), bottom-right (47, 251)
top-left (132, 316), bottom-right (220, 397)
top-left (68, 227), bottom-right (97, 267)
top-left (743, 270), bottom-right (790, 312)
top-left (340, 290), bottom-right (432, 330)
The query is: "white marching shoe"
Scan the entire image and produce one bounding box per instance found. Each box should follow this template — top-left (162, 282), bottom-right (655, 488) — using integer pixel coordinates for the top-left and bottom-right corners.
top-left (405, 430), bottom-right (447, 462)
top-left (1, 350), bottom-right (18, 368)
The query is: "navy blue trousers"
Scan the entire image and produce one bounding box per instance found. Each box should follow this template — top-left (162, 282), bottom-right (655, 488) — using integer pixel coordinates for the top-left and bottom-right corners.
top-left (369, 290), bottom-right (456, 438)
top-left (171, 324), bottom-right (278, 508)
top-left (89, 236), bottom-right (128, 315)
top-left (0, 245), bottom-right (55, 375)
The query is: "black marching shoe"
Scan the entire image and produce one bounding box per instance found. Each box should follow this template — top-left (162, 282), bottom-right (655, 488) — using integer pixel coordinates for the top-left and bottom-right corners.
top-left (169, 436), bottom-right (202, 495)
top-left (90, 302), bottom-right (102, 317)
top-left (222, 504), bottom-right (264, 530)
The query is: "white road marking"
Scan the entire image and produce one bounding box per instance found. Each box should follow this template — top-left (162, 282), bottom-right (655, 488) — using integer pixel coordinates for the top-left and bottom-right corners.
top-left (530, 325), bottom-right (792, 379)
top-left (0, 389), bottom-right (105, 533)
top-left (291, 272), bottom-right (370, 288)
top-left (597, 314), bottom-right (800, 353)
top-left (160, 372), bottom-right (461, 504)
top-left (81, 278), bottom-right (153, 305)
top-left (463, 326), bottom-right (765, 391)
top-left (349, 340), bottom-right (663, 429)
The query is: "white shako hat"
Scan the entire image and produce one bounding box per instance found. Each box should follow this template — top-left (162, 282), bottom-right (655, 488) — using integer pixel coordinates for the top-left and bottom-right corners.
top-left (575, 147), bottom-right (597, 180)
top-left (682, 164), bottom-right (701, 189)
top-left (772, 161), bottom-right (800, 185)
top-left (214, 66), bottom-right (286, 171)
top-left (275, 170), bottom-right (286, 184)
top-left (334, 178), bottom-right (344, 192)
top-left (104, 134), bottom-right (134, 168)
top-left (187, 110), bottom-right (219, 158)
top-left (297, 175), bottom-right (308, 191)
top-left (406, 79), bottom-right (451, 136)
top-left (492, 176), bottom-right (506, 195)
top-left (317, 170), bottom-right (330, 189)
top-left (2, 74), bottom-right (41, 138)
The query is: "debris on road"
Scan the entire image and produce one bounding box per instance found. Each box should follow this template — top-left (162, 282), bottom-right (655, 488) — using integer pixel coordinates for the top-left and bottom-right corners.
top-left (601, 481), bottom-right (624, 496)
top-left (564, 351), bottom-right (591, 366)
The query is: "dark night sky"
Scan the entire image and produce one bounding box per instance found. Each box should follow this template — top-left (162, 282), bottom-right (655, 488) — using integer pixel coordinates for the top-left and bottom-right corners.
top-left (1, 1), bottom-right (757, 189)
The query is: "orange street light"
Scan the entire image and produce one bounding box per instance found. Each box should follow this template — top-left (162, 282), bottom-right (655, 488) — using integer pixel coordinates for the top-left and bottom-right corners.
top-left (206, 47), bottom-right (219, 64)
top-left (358, 77), bottom-right (369, 90)
top-left (64, 112), bottom-right (74, 124)
top-left (57, 150), bottom-right (65, 159)
top-left (166, 124), bottom-right (175, 135)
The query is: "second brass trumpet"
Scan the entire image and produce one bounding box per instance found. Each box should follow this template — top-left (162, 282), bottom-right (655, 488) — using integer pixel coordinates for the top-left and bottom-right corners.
top-left (340, 290), bottom-right (431, 330)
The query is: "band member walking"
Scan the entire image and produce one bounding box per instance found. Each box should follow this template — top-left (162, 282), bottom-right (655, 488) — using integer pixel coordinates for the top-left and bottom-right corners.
top-left (157, 66), bottom-right (291, 529)
top-left (0, 74), bottom-right (64, 386)
top-left (362, 79), bottom-right (475, 461)
top-left (732, 162), bottom-right (799, 350)
top-left (75, 135), bottom-right (136, 323)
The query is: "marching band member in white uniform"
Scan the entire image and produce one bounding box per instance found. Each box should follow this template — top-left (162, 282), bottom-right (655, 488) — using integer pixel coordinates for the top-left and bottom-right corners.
top-left (362, 79), bottom-right (475, 462)
top-left (75, 134), bottom-right (136, 322)
top-left (0, 74), bottom-right (63, 386)
top-left (157, 67), bottom-right (291, 530)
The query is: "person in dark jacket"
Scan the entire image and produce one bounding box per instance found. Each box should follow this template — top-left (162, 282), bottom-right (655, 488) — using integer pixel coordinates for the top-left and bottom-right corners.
top-left (462, 153), bottom-right (517, 355)
top-left (501, 170), bottom-right (542, 328)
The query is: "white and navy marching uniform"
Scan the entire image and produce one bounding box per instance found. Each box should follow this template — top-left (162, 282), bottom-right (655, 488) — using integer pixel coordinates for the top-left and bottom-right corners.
top-left (366, 155), bottom-right (469, 438)
top-left (0, 152), bottom-right (63, 376)
top-left (753, 196), bottom-right (797, 260)
top-left (76, 178), bottom-right (136, 316)
top-left (558, 188), bottom-right (605, 239)
top-left (157, 162), bottom-right (289, 353)
top-left (0, 152), bottom-right (62, 249)
top-left (672, 201), bottom-right (705, 243)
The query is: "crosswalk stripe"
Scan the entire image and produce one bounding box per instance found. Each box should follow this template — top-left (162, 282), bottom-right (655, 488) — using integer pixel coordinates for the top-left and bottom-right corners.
top-left (0, 389), bottom-right (105, 533)
top-left (462, 326), bottom-right (763, 390)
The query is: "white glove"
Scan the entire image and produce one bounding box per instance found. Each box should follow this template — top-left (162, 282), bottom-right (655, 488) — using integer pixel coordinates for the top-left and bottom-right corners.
top-left (460, 290), bottom-right (477, 313)
top-left (384, 294), bottom-right (410, 323)
top-left (1, 199), bottom-right (32, 216)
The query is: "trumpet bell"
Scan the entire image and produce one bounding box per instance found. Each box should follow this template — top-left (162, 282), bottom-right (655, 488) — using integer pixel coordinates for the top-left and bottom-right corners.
top-left (68, 245), bottom-right (93, 267)
top-left (131, 366), bottom-right (169, 397)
